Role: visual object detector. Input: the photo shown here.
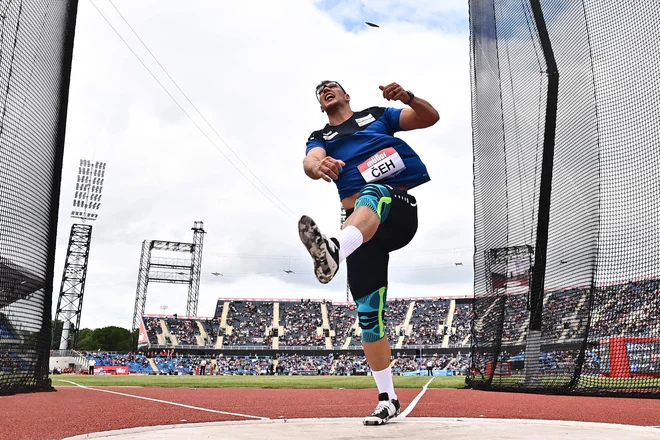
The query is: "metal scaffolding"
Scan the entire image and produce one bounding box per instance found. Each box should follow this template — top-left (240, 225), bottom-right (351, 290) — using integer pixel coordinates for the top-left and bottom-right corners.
top-left (188, 222), bottom-right (205, 317)
top-left (54, 224), bottom-right (93, 350)
top-left (131, 221), bottom-right (206, 332)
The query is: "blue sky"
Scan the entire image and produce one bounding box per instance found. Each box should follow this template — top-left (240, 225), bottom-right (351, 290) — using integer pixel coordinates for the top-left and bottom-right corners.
top-left (315, 0), bottom-right (469, 35)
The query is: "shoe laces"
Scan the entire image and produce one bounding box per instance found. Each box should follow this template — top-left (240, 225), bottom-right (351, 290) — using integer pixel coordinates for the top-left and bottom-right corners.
top-left (372, 400), bottom-right (391, 415)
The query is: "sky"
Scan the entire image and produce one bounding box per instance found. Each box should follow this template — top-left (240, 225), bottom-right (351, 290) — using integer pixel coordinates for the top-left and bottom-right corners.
top-left (53, 0), bottom-right (474, 330)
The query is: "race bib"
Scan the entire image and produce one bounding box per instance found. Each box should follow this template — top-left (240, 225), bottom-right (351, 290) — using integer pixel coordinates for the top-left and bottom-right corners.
top-left (357, 147), bottom-right (406, 183)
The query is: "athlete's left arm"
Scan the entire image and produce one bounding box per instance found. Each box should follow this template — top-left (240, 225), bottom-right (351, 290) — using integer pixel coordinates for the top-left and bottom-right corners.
top-left (399, 96), bottom-right (440, 131)
top-left (379, 82), bottom-right (440, 131)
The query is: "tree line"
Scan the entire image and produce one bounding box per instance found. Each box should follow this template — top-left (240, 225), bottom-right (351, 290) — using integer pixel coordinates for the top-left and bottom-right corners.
top-left (51, 320), bottom-right (137, 351)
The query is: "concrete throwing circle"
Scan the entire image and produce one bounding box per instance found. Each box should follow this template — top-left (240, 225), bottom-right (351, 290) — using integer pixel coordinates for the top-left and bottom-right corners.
top-left (62, 417), bottom-right (660, 440)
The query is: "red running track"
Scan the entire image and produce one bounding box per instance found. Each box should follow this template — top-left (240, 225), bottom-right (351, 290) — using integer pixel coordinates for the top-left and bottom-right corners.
top-left (1, 386), bottom-right (659, 440)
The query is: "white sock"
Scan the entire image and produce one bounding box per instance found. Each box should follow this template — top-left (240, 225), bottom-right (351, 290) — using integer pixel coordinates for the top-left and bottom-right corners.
top-left (372, 365), bottom-right (397, 401)
top-left (337, 225), bottom-right (363, 264)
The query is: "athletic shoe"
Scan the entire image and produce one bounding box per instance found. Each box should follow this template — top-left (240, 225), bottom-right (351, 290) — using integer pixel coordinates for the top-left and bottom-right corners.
top-left (298, 215), bottom-right (340, 284)
top-left (362, 392), bottom-right (401, 426)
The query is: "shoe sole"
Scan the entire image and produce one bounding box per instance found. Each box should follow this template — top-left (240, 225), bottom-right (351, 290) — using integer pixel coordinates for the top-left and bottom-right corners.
top-left (363, 417), bottom-right (388, 426)
top-left (362, 406), bottom-right (400, 426)
top-left (298, 215), bottom-right (335, 284)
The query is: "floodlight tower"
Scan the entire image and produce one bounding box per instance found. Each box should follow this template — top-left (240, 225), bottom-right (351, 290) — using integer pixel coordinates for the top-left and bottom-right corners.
top-left (340, 206), bottom-right (350, 302)
top-left (54, 159), bottom-right (107, 350)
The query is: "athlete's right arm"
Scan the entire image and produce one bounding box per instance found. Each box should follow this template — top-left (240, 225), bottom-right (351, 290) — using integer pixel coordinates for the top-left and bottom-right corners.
top-left (303, 147), bottom-right (345, 182)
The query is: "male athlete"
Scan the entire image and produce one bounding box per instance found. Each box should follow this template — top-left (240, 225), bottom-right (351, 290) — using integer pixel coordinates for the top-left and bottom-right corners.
top-left (298, 80), bottom-right (439, 425)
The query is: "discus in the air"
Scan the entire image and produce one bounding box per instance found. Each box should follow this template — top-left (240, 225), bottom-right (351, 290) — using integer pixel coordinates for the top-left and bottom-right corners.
top-left (365, 22), bottom-right (379, 28)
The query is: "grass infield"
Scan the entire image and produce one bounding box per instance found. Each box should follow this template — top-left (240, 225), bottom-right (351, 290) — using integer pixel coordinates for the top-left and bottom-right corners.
top-left (50, 374), bottom-right (468, 389)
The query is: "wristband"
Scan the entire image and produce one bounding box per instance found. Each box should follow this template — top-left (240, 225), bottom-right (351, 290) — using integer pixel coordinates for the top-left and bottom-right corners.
top-left (404, 90), bottom-right (415, 105)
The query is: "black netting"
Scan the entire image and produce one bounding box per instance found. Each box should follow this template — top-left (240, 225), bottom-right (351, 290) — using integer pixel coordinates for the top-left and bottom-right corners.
top-left (469, 0), bottom-right (660, 397)
top-left (0, 0), bottom-right (78, 395)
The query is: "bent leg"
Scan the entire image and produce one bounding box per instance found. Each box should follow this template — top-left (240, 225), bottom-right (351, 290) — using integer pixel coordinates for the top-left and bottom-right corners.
top-left (297, 184), bottom-right (394, 284)
top-left (337, 184), bottom-right (394, 265)
top-left (343, 183), bottom-right (393, 243)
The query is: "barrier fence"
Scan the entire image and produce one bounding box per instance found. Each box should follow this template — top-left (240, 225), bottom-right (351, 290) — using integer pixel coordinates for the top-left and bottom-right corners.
top-left (469, 0), bottom-right (660, 397)
top-left (0, 0), bottom-right (79, 396)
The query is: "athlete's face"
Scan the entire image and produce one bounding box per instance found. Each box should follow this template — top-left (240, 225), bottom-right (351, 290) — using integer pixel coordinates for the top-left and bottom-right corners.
top-left (316, 81), bottom-right (348, 112)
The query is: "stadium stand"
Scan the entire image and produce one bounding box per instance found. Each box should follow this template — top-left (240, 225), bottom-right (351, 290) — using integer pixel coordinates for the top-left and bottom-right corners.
top-left (223, 301), bottom-right (273, 347)
top-left (197, 319), bottom-right (219, 347)
top-left (326, 303), bottom-right (358, 349)
top-left (277, 353), bottom-right (335, 375)
top-left (332, 354), bottom-right (369, 375)
top-left (216, 355), bottom-right (274, 375)
top-left (392, 353), bottom-right (452, 375)
top-left (346, 298), bottom-right (411, 348)
top-left (166, 318), bottom-right (197, 346)
top-left (123, 297), bottom-right (477, 378)
top-left (127, 283), bottom-right (660, 381)
top-left (590, 280), bottom-right (660, 340)
top-left (78, 351), bottom-right (474, 377)
top-left (405, 299), bottom-right (449, 346)
top-left (143, 317), bottom-right (163, 345)
top-left (501, 294), bottom-right (528, 344)
top-left (141, 297), bottom-right (474, 350)
top-left (448, 301), bottom-right (471, 347)
top-left (83, 352), bottom-right (154, 374)
top-left (384, 298), bottom-right (411, 343)
top-left (278, 300), bottom-right (325, 347)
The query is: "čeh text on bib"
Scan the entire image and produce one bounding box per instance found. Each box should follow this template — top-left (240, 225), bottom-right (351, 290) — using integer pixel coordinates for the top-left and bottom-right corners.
top-left (357, 147), bottom-right (406, 183)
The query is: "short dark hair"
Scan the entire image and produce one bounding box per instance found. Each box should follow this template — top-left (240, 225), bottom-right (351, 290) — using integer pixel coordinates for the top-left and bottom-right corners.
top-left (315, 80), bottom-right (347, 95)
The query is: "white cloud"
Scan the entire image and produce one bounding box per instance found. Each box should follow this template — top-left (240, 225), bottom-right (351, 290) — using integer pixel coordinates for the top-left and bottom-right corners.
top-left (53, 0), bottom-right (473, 330)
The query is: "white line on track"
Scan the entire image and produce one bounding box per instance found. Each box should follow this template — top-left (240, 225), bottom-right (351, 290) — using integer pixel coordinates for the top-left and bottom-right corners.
top-left (399, 377), bottom-right (434, 419)
top-left (57, 380), bottom-right (269, 420)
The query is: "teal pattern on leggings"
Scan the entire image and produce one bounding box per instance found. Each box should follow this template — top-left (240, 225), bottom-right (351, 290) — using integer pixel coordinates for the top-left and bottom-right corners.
top-left (355, 286), bottom-right (388, 342)
top-left (354, 184), bottom-right (392, 224)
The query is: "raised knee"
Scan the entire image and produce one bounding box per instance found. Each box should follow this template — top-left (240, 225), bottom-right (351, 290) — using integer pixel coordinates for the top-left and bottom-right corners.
top-left (356, 287), bottom-right (388, 343)
top-left (355, 184), bottom-right (392, 222)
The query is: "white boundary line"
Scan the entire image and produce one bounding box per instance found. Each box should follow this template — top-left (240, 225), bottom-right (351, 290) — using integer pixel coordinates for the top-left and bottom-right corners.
top-left (399, 377), bottom-right (434, 418)
top-left (56, 380), bottom-right (269, 420)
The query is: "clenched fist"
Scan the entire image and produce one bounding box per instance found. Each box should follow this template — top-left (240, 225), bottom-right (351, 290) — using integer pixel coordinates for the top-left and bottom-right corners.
top-left (314, 156), bottom-right (345, 182)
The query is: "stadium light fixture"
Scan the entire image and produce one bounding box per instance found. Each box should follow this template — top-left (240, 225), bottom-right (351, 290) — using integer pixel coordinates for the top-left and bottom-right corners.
top-left (71, 159), bottom-right (107, 222)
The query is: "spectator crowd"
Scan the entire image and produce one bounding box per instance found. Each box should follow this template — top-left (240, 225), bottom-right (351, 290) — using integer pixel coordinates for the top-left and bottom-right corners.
top-left (123, 278), bottom-right (660, 379)
top-left (70, 351), bottom-right (470, 376)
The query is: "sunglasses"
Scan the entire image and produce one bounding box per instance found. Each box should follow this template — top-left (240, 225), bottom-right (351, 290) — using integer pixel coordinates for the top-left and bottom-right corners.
top-left (315, 81), bottom-right (345, 101)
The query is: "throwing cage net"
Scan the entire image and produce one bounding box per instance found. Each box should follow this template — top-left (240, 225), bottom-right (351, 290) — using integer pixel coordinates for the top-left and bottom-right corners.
top-left (469, 0), bottom-right (660, 397)
top-left (0, 0), bottom-right (78, 395)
